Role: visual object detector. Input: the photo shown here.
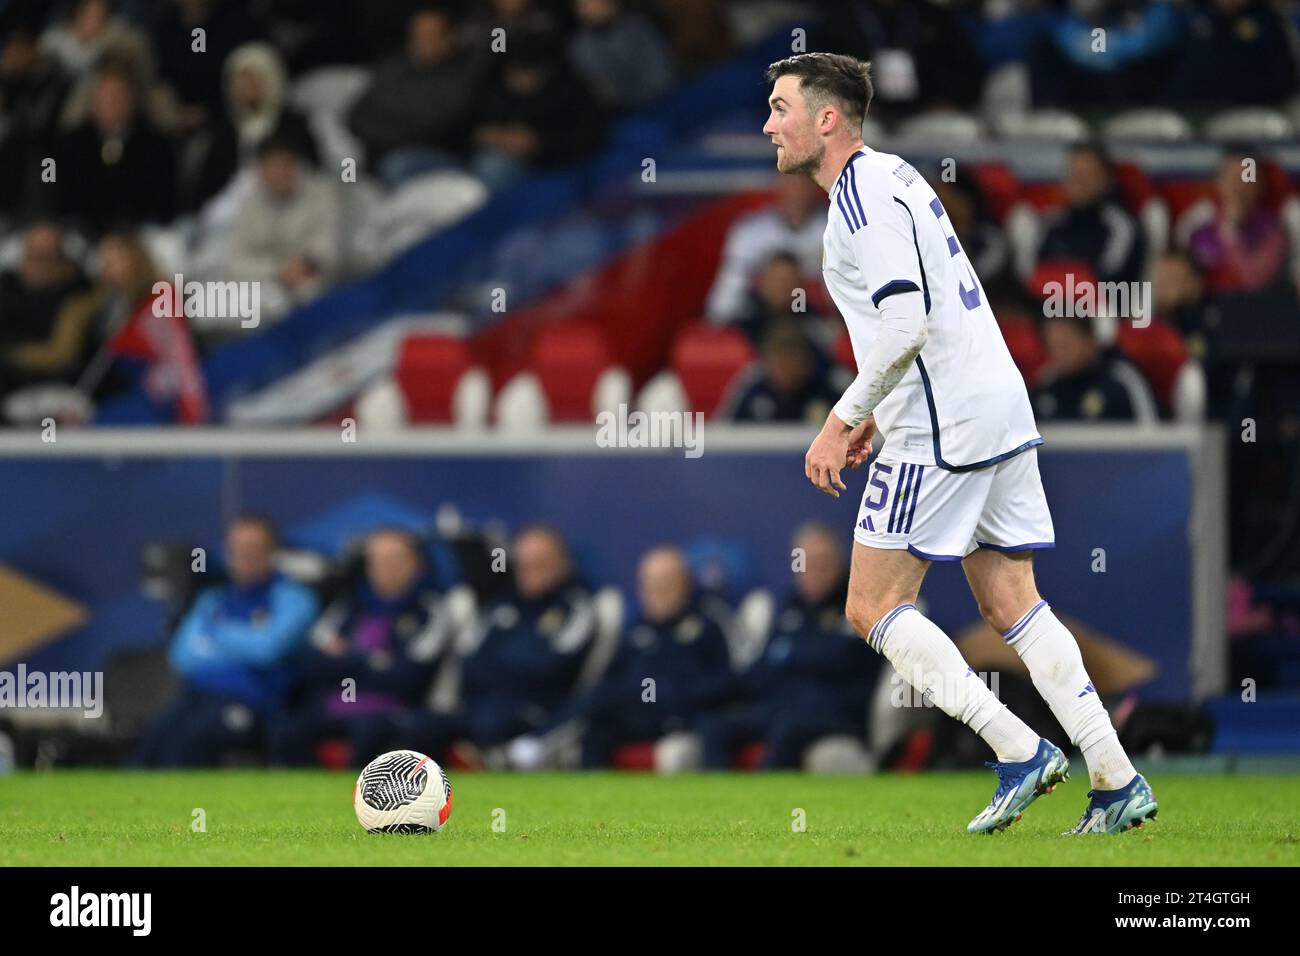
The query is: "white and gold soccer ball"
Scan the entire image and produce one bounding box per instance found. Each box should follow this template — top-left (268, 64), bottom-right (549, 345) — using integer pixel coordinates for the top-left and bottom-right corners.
top-left (353, 750), bottom-right (453, 833)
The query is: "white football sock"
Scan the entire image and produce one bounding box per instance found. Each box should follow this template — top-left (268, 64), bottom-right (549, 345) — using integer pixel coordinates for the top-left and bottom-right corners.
top-left (1005, 601), bottom-right (1138, 790)
top-left (871, 603), bottom-right (1040, 763)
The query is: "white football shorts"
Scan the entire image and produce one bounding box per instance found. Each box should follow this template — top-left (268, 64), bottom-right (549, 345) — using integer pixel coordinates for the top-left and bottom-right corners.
top-left (852, 448), bottom-right (1055, 560)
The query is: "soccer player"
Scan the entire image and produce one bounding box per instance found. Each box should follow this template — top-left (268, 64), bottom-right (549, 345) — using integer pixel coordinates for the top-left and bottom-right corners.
top-left (762, 53), bottom-right (1157, 834)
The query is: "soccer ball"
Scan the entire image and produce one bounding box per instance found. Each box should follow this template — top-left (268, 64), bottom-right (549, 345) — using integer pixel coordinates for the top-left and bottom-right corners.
top-left (353, 750), bottom-right (453, 833)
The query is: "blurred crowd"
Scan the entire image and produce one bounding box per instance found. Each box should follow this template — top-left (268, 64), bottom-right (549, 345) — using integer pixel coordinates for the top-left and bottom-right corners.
top-left (708, 141), bottom-right (1300, 430)
top-left (126, 514), bottom-right (890, 772)
top-left (0, 0), bottom-right (718, 422)
top-left (1, 0), bottom-right (1299, 427)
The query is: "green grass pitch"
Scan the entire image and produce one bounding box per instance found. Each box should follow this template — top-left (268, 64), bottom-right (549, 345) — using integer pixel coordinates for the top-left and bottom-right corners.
top-left (2, 770), bottom-right (1298, 866)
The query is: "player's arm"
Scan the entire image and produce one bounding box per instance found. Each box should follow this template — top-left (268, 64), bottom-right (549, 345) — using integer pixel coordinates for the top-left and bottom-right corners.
top-left (806, 185), bottom-right (928, 498)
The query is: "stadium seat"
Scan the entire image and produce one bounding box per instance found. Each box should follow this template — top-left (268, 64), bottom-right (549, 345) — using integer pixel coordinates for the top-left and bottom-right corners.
top-left (1005, 202), bottom-right (1043, 281)
top-left (1116, 321), bottom-right (1191, 417)
top-left (893, 110), bottom-right (986, 146)
top-left (968, 163), bottom-right (1021, 222)
top-left (732, 588), bottom-right (775, 668)
top-left (495, 322), bottom-right (631, 427)
top-left (833, 327), bottom-right (856, 371)
top-left (387, 335), bottom-right (491, 425)
top-left (353, 171), bottom-right (489, 271)
top-left (1027, 258), bottom-right (1099, 302)
top-left (992, 109), bottom-right (1090, 142)
top-left (1203, 107), bottom-right (1295, 142)
top-left (668, 323), bottom-right (756, 418)
top-left (1172, 361), bottom-right (1207, 422)
top-left (1102, 109), bottom-right (1194, 143)
top-left (576, 586), bottom-right (624, 690)
top-left (997, 311), bottom-right (1047, 387)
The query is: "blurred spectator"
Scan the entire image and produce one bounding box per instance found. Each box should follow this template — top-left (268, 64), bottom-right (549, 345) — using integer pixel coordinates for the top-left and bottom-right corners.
top-left (1165, 0), bottom-right (1297, 106)
top-left (1153, 250), bottom-right (1213, 358)
top-left (0, 221), bottom-right (90, 395)
top-left (54, 59), bottom-right (176, 235)
top-left (510, 545), bottom-right (731, 769)
top-left (459, 0), bottom-right (560, 54)
top-left (130, 516), bottom-right (318, 767)
top-left (347, 5), bottom-right (484, 189)
top-left (45, 0), bottom-right (180, 138)
top-left (226, 133), bottom-right (341, 315)
top-left (399, 525), bottom-right (596, 763)
top-left (568, 0), bottom-right (674, 109)
top-left (178, 41), bottom-right (319, 213)
top-left (1033, 314), bottom-right (1153, 422)
top-left (695, 522), bottom-right (879, 770)
top-left (58, 231), bottom-right (208, 423)
top-left (706, 174), bottom-right (826, 324)
top-left (40, 0), bottom-right (144, 80)
top-left (260, 0), bottom-right (359, 75)
top-left (471, 29), bottom-right (604, 191)
top-left (816, 0), bottom-right (987, 118)
top-left (730, 251), bottom-right (832, 350)
top-left (0, 29), bottom-right (69, 219)
top-left (148, 0), bottom-right (264, 135)
top-left (1037, 143), bottom-right (1144, 285)
top-left (1028, 0), bottom-right (1179, 109)
top-left (652, 0), bottom-right (734, 74)
top-left (1185, 151), bottom-right (1289, 295)
top-left (269, 528), bottom-right (451, 767)
top-left (723, 320), bottom-right (841, 424)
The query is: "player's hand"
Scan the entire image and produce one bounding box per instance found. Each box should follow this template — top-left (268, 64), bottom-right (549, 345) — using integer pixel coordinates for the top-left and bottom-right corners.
top-left (845, 415), bottom-right (876, 470)
top-left (805, 414), bottom-right (852, 498)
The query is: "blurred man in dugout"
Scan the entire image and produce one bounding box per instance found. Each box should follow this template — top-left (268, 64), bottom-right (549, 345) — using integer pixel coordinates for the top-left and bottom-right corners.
top-left (268, 528), bottom-right (452, 767)
top-left (694, 523), bottom-right (882, 770)
top-left (509, 545), bottom-right (732, 769)
top-left (397, 525), bottom-right (595, 764)
top-left (130, 516), bottom-right (318, 767)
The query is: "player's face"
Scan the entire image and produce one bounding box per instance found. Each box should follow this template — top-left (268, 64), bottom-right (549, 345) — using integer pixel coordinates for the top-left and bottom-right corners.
top-left (764, 76), bottom-right (824, 177)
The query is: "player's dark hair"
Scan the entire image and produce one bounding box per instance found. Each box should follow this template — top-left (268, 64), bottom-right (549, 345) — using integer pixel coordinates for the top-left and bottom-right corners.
top-left (766, 53), bottom-right (873, 128)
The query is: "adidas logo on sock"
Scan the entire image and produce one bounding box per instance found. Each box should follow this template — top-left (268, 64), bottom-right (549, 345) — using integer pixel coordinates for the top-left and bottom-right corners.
top-left (1077, 681), bottom-right (1096, 698)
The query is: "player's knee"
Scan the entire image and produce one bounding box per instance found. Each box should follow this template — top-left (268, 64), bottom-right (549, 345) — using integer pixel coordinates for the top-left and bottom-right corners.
top-left (844, 596), bottom-right (893, 642)
top-left (977, 593), bottom-right (1040, 634)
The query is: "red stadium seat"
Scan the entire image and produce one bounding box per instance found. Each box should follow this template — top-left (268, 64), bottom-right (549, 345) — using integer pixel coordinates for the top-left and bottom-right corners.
top-left (527, 321), bottom-right (620, 422)
top-left (969, 162), bottom-right (1021, 222)
top-left (1161, 177), bottom-right (1218, 222)
top-left (670, 323), bottom-right (756, 418)
top-left (1027, 258), bottom-right (1098, 301)
top-left (394, 335), bottom-right (476, 423)
top-left (1114, 161), bottom-right (1157, 213)
top-left (833, 327), bottom-right (856, 371)
top-left (997, 310), bottom-right (1047, 387)
top-left (1116, 320), bottom-right (1189, 415)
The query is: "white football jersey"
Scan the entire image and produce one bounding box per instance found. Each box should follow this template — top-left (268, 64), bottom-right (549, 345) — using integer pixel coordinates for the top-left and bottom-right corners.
top-left (822, 147), bottom-right (1041, 471)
